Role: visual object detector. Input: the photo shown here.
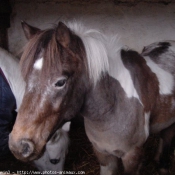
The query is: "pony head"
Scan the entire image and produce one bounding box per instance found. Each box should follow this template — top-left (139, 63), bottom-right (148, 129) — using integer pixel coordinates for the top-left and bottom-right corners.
top-left (9, 21), bottom-right (90, 161)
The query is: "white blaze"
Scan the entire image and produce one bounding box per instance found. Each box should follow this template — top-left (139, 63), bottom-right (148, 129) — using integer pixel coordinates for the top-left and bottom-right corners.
top-left (34, 57), bottom-right (43, 70)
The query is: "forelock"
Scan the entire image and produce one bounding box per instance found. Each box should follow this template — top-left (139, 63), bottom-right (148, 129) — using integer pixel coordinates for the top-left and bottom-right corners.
top-left (20, 29), bottom-right (61, 81)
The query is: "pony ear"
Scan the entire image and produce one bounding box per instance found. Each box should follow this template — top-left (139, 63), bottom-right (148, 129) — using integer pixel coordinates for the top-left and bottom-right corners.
top-left (62, 121), bottom-right (71, 132)
top-left (21, 21), bottom-right (41, 40)
top-left (56, 22), bottom-right (71, 48)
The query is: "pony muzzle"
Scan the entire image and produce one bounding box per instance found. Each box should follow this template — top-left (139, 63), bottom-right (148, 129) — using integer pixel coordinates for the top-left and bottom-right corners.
top-left (9, 136), bottom-right (35, 161)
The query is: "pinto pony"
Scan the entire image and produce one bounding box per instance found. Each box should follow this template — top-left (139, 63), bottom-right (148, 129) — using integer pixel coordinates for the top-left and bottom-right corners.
top-left (9, 21), bottom-right (175, 175)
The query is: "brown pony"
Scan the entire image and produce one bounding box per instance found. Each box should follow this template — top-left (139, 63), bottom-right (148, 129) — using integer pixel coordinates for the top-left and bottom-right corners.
top-left (9, 21), bottom-right (175, 175)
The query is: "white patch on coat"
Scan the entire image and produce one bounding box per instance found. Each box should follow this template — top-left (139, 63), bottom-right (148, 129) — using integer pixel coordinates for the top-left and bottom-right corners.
top-left (115, 60), bottom-right (141, 101)
top-left (106, 35), bottom-right (142, 104)
top-left (144, 112), bottom-right (150, 140)
top-left (34, 57), bottom-right (43, 70)
top-left (144, 56), bottom-right (174, 95)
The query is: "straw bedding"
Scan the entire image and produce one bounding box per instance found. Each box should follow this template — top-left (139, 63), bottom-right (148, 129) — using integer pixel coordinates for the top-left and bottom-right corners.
top-left (0, 118), bottom-right (175, 175)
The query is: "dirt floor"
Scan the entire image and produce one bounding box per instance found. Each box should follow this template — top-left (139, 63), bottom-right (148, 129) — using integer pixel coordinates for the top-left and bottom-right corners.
top-left (0, 120), bottom-right (175, 175)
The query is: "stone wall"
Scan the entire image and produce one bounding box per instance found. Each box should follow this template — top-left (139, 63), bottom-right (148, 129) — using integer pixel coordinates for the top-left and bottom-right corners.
top-left (8, 0), bottom-right (175, 55)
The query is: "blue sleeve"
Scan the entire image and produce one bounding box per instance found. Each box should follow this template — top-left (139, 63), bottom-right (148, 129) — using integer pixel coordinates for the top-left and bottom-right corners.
top-left (0, 73), bottom-right (16, 158)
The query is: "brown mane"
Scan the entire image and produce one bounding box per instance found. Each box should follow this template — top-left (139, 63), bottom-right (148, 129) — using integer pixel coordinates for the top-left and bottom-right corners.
top-left (20, 29), bottom-right (58, 80)
top-left (20, 25), bottom-right (85, 81)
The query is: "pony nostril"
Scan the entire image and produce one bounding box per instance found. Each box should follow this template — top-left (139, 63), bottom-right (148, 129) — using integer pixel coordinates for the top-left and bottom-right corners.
top-left (50, 158), bottom-right (60, 164)
top-left (20, 139), bottom-right (34, 158)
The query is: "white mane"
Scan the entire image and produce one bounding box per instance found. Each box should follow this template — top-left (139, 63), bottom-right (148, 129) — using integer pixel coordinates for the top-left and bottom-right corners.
top-left (67, 21), bottom-right (109, 85)
top-left (67, 21), bottom-right (141, 102)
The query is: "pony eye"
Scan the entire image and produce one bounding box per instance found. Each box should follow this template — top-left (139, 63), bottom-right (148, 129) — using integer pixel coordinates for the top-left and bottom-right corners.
top-left (55, 77), bottom-right (67, 88)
